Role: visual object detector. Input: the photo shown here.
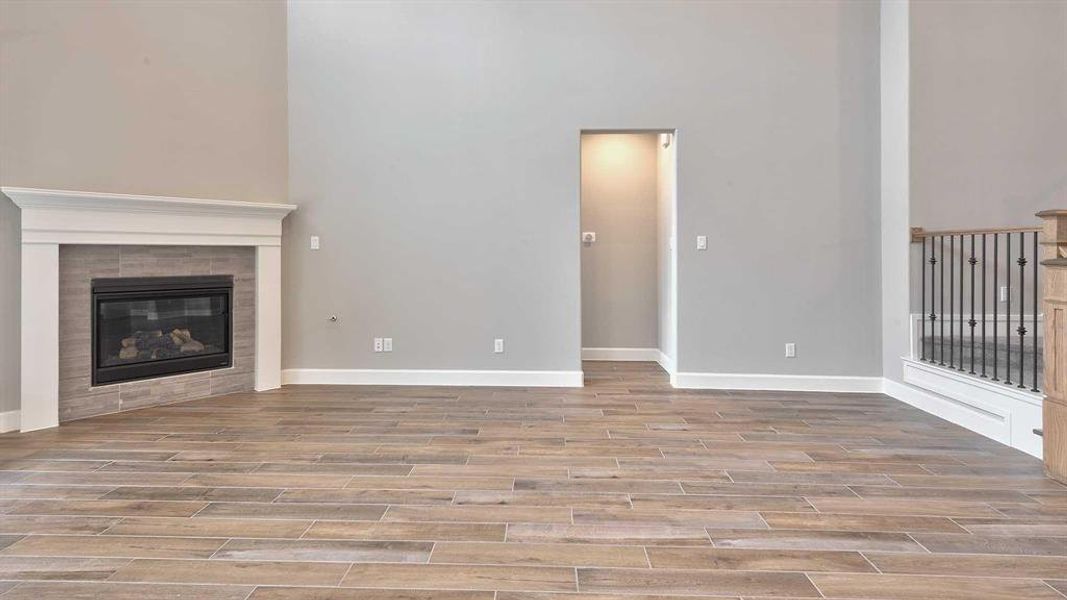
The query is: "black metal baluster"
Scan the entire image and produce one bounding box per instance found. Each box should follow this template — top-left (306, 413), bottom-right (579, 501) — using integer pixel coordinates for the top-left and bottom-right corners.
top-left (1018, 231), bottom-right (1027, 389)
top-left (969, 235), bottom-right (976, 374)
top-left (940, 235), bottom-right (946, 366)
top-left (950, 235), bottom-right (955, 369)
top-left (920, 237), bottom-right (926, 360)
top-left (993, 233), bottom-right (999, 381)
top-left (929, 237), bottom-right (937, 363)
top-left (1033, 231), bottom-right (1040, 392)
top-left (964, 234), bottom-right (973, 369)
top-left (1006, 233), bottom-right (1012, 386)
top-left (981, 234), bottom-right (987, 377)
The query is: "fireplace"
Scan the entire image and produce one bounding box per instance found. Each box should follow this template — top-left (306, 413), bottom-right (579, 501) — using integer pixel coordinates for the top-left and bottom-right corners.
top-left (92, 275), bottom-right (233, 385)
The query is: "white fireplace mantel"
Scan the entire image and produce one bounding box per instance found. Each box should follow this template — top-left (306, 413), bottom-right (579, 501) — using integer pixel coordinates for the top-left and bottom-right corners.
top-left (2, 187), bottom-right (297, 432)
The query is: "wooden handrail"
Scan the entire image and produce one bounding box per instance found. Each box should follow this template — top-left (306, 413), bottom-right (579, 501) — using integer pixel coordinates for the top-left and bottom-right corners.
top-left (911, 226), bottom-right (1040, 242)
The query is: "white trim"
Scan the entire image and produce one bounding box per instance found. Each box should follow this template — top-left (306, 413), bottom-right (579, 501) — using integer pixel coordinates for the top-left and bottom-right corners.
top-left (0, 410), bottom-right (20, 433)
top-left (3, 187), bottom-right (295, 432)
top-left (255, 246), bottom-right (283, 392)
top-left (582, 347), bottom-right (661, 361)
top-left (282, 368), bottom-right (584, 388)
top-left (895, 358), bottom-right (1043, 458)
top-left (673, 372), bottom-right (883, 393)
top-left (901, 358), bottom-right (1043, 407)
top-left (2, 187), bottom-right (296, 217)
top-left (656, 350), bottom-right (676, 375)
top-left (18, 231), bottom-right (282, 247)
top-left (20, 243), bottom-right (59, 432)
top-left (3, 187), bottom-right (295, 247)
top-left (579, 347), bottom-right (675, 376)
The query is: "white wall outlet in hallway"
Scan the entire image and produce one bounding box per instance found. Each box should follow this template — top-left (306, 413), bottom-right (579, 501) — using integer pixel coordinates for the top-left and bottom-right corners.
top-left (383, 338), bottom-right (393, 352)
top-left (785, 342), bottom-right (796, 358)
top-left (1000, 286), bottom-right (1008, 302)
top-left (582, 232), bottom-right (596, 244)
top-left (373, 337), bottom-right (383, 352)
top-left (696, 235), bottom-right (708, 250)
top-left (310, 235), bottom-right (320, 250)
top-left (494, 338), bottom-right (504, 353)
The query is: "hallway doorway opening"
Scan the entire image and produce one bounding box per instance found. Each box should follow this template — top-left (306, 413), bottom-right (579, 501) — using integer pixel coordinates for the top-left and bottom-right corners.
top-left (579, 129), bottom-right (677, 379)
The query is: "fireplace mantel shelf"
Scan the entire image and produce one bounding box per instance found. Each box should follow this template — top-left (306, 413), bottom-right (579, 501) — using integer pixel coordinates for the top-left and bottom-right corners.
top-left (3, 187), bottom-right (296, 246)
top-left (3, 187), bottom-right (295, 433)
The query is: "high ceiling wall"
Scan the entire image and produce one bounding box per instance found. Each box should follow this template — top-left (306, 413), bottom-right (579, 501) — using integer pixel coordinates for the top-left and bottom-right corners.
top-left (911, 0), bottom-right (1067, 230)
top-left (0, 0), bottom-right (289, 414)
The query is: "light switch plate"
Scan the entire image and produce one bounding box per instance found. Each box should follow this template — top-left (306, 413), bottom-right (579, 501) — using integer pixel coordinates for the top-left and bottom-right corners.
top-left (383, 338), bottom-right (393, 352)
top-left (310, 235), bottom-right (320, 250)
top-left (696, 235), bottom-right (708, 251)
top-left (494, 338), bottom-right (504, 353)
top-left (785, 343), bottom-right (796, 358)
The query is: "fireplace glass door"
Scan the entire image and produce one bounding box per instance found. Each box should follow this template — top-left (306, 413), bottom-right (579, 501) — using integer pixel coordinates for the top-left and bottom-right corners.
top-left (92, 276), bottom-right (233, 385)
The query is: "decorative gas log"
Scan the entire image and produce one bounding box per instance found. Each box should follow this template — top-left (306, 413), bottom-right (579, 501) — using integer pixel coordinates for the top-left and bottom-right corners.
top-left (117, 329), bottom-right (207, 361)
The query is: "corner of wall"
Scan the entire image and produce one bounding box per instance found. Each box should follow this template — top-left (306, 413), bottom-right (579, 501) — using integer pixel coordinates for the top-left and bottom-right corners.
top-left (0, 196), bottom-right (20, 415)
top-left (880, 0), bottom-right (911, 384)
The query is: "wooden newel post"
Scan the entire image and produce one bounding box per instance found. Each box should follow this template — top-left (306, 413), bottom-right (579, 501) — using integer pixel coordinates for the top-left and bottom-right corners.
top-left (1037, 210), bottom-right (1067, 483)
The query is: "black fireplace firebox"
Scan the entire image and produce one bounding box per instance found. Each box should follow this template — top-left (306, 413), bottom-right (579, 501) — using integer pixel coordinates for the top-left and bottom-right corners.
top-left (91, 276), bottom-right (233, 385)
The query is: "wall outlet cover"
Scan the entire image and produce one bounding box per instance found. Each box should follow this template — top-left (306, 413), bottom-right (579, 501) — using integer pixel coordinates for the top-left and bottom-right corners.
top-left (696, 235), bottom-right (708, 250)
top-left (383, 337), bottom-right (393, 352)
top-left (494, 338), bottom-right (504, 353)
top-left (785, 342), bottom-right (796, 358)
top-left (373, 337), bottom-right (383, 352)
top-left (310, 235), bottom-right (320, 250)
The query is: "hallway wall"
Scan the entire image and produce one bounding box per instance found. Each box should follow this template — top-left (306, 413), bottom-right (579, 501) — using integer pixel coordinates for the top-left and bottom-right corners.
top-left (657, 135), bottom-right (678, 367)
top-left (580, 133), bottom-right (660, 351)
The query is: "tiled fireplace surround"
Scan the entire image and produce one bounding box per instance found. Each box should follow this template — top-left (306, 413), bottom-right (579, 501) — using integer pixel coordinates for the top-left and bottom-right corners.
top-left (59, 245), bottom-right (255, 422)
top-left (4, 187), bottom-right (296, 432)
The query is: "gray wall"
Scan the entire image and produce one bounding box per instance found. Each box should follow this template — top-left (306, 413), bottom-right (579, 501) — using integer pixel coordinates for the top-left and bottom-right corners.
top-left (286, 1), bottom-right (882, 377)
top-left (906, 1), bottom-right (1066, 320)
top-left (911, 0), bottom-right (1067, 230)
top-left (0, 0), bottom-right (289, 413)
top-left (581, 133), bottom-right (660, 350)
top-left (0, 204), bottom-right (18, 413)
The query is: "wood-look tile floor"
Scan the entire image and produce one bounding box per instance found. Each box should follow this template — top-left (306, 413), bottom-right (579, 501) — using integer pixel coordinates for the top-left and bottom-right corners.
top-left (0, 361), bottom-right (1064, 599)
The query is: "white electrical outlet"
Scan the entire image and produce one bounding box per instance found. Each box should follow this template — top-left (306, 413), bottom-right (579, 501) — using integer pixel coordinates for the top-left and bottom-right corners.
top-left (785, 343), bottom-right (796, 358)
top-left (582, 232), bottom-right (596, 244)
top-left (383, 337), bottom-right (393, 352)
top-left (1000, 286), bottom-right (1008, 302)
top-left (494, 338), bottom-right (504, 353)
top-left (310, 235), bottom-right (320, 250)
top-left (696, 235), bottom-right (708, 251)
top-left (373, 337), bottom-right (383, 352)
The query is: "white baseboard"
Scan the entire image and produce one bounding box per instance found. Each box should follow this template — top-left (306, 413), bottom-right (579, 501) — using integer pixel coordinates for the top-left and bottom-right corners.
top-left (580, 347), bottom-right (676, 376)
top-left (0, 410), bottom-right (20, 433)
top-left (891, 358), bottom-right (1043, 458)
top-left (582, 347), bottom-right (661, 361)
top-left (673, 372), bottom-right (883, 393)
top-left (656, 350), bottom-right (676, 375)
top-left (282, 368), bottom-right (583, 388)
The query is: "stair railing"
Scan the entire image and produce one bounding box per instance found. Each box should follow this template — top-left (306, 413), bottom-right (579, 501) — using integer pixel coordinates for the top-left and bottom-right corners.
top-left (912, 225), bottom-right (1042, 392)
